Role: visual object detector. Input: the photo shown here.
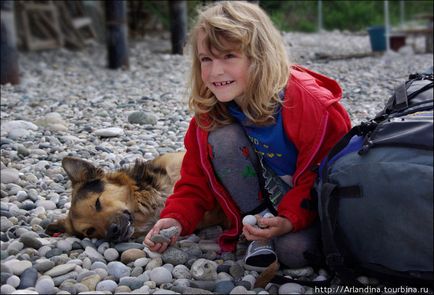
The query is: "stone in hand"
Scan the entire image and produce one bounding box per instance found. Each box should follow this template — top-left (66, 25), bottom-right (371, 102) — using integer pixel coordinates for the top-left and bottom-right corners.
top-left (242, 215), bottom-right (257, 226)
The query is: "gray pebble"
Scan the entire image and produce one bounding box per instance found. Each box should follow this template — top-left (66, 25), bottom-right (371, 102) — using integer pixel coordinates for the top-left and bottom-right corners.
top-left (1, 272), bottom-right (12, 284)
top-left (160, 226), bottom-right (180, 239)
top-left (20, 232), bottom-right (42, 249)
top-left (85, 246), bottom-right (105, 261)
top-left (172, 264), bottom-right (191, 280)
top-left (1, 168), bottom-right (20, 184)
top-left (119, 276), bottom-right (144, 290)
top-left (52, 271), bottom-right (78, 287)
top-left (190, 259), bottom-right (218, 281)
top-left (6, 275), bottom-right (20, 288)
top-left (1, 284), bottom-right (16, 294)
top-left (215, 280), bottom-right (236, 294)
top-left (161, 246), bottom-right (188, 265)
top-left (229, 263), bottom-right (244, 280)
top-left (18, 267), bottom-right (38, 289)
top-left (96, 279), bottom-right (118, 292)
top-left (34, 259), bottom-right (55, 272)
top-left (107, 261), bottom-right (131, 280)
top-left (150, 266), bottom-right (173, 285)
top-left (128, 111), bottom-right (158, 125)
top-left (56, 239), bottom-right (72, 252)
top-left (4, 259), bottom-right (32, 275)
top-left (114, 242), bottom-right (144, 252)
top-left (95, 127), bottom-right (124, 137)
top-left (58, 279), bottom-right (76, 294)
top-left (91, 261), bottom-right (108, 271)
top-left (230, 285), bottom-right (249, 294)
top-left (74, 282), bottom-right (90, 293)
top-left (38, 245), bottom-right (52, 257)
top-left (44, 264), bottom-right (76, 277)
top-left (151, 234), bottom-right (170, 244)
top-left (190, 280), bottom-right (217, 291)
top-left (7, 240), bottom-right (24, 255)
top-left (133, 257), bottom-right (150, 268)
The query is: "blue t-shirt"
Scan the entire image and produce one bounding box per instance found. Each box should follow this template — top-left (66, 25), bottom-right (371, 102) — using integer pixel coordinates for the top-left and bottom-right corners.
top-left (227, 101), bottom-right (298, 186)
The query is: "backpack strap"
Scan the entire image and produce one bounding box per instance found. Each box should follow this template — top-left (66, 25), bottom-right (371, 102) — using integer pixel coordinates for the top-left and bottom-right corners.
top-left (393, 83), bottom-right (408, 110)
top-left (379, 72), bottom-right (433, 119)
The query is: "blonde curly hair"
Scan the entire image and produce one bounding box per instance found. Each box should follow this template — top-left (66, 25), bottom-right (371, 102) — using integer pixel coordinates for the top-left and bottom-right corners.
top-left (186, 1), bottom-right (290, 131)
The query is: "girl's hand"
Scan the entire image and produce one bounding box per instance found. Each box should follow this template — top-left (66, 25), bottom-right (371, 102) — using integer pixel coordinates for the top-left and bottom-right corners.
top-left (143, 218), bottom-right (182, 253)
top-left (243, 215), bottom-right (293, 241)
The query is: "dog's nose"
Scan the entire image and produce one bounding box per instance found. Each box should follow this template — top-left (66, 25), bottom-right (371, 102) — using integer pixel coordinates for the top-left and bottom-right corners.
top-left (108, 224), bottom-right (121, 239)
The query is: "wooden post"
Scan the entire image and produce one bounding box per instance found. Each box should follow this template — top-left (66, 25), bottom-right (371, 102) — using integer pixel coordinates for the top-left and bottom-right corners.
top-left (169, 0), bottom-right (187, 55)
top-left (105, 0), bottom-right (129, 69)
top-left (1, 0), bottom-right (19, 85)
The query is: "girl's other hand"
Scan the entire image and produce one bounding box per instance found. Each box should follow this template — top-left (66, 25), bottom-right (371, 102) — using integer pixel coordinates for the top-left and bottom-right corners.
top-left (143, 218), bottom-right (182, 253)
top-left (243, 215), bottom-right (293, 241)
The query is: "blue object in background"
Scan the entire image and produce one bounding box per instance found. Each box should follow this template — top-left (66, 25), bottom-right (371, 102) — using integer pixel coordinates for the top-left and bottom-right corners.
top-left (368, 25), bottom-right (386, 52)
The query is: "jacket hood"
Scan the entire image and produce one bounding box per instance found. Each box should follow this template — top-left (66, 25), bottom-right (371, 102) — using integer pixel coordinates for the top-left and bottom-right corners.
top-left (290, 65), bottom-right (343, 106)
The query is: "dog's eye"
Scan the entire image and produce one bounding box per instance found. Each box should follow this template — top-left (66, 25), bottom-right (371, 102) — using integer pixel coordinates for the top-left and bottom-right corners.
top-left (85, 227), bottom-right (95, 236)
top-left (95, 198), bottom-right (102, 211)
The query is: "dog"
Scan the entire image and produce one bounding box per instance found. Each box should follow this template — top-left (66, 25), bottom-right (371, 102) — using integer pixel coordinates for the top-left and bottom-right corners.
top-left (46, 152), bottom-right (227, 242)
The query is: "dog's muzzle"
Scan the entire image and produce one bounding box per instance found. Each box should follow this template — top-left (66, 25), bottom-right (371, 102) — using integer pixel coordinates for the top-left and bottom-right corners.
top-left (106, 210), bottom-right (134, 242)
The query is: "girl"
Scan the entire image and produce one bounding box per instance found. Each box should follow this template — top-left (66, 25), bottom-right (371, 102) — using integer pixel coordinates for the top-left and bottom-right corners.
top-left (144, 1), bottom-right (351, 270)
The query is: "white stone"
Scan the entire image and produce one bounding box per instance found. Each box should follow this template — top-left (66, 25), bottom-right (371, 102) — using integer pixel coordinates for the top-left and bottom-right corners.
top-left (278, 283), bottom-right (305, 294)
top-left (149, 266), bottom-right (173, 285)
top-left (1, 120), bottom-right (38, 134)
top-left (94, 127), bottom-right (124, 137)
top-left (190, 258), bottom-right (218, 281)
top-left (242, 215), bottom-right (257, 226)
top-left (4, 259), bottom-right (32, 275)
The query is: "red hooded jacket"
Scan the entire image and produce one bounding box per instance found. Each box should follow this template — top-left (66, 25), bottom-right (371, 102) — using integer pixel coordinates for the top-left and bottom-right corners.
top-left (160, 65), bottom-right (351, 252)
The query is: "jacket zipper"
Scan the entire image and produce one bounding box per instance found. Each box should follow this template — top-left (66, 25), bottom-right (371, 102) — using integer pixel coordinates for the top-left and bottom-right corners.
top-left (293, 112), bottom-right (329, 184)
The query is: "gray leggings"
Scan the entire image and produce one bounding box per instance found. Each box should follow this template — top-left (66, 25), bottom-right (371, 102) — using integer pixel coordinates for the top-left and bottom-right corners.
top-left (208, 123), bottom-right (320, 268)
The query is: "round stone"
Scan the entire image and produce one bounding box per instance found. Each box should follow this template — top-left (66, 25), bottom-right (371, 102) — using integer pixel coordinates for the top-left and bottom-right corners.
top-left (96, 279), bottom-right (118, 292)
top-left (6, 275), bottom-right (20, 288)
top-left (35, 277), bottom-right (54, 294)
top-left (278, 282), bottom-right (305, 294)
top-left (18, 267), bottom-right (38, 289)
top-left (149, 266), bottom-right (173, 285)
top-left (120, 248), bottom-right (146, 264)
top-left (242, 215), bottom-right (257, 226)
top-left (215, 280), bottom-right (235, 294)
top-left (161, 246), bottom-right (188, 265)
top-left (103, 248), bottom-right (120, 261)
top-left (107, 261), bottom-right (131, 280)
top-left (190, 258), bottom-right (218, 281)
top-left (172, 264), bottom-right (191, 280)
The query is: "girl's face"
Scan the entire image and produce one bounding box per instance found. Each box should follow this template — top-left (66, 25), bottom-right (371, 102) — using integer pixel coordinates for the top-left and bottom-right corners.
top-left (197, 30), bottom-right (250, 104)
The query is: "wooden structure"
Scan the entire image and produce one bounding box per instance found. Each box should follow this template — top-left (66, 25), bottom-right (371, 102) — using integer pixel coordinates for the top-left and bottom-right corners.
top-left (393, 14), bottom-right (433, 53)
top-left (105, 0), bottom-right (129, 69)
top-left (169, 1), bottom-right (187, 55)
top-left (14, 0), bottom-right (96, 51)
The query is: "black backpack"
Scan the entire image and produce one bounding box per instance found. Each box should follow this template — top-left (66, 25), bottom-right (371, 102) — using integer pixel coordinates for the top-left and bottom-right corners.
top-left (316, 68), bottom-right (433, 287)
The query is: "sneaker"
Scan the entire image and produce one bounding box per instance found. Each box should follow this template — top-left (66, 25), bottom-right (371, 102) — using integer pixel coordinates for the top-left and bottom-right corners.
top-left (243, 239), bottom-right (277, 272)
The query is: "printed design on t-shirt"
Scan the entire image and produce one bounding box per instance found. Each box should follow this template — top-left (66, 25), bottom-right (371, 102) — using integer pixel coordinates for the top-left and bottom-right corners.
top-left (249, 137), bottom-right (284, 160)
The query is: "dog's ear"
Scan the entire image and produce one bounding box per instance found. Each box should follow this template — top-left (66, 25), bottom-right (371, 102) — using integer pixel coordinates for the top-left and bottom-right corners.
top-left (62, 157), bottom-right (104, 184)
top-left (45, 216), bottom-right (75, 236)
top-left (128, 159), bottom-right (163, 190)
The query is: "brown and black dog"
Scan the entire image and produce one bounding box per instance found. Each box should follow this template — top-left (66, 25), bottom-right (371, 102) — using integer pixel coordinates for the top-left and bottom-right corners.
top-left (46, 152), bottom-right (227, 242)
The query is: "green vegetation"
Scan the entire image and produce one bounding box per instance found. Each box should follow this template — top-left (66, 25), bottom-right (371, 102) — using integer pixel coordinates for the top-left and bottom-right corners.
top-left (260, 0), bottom-right (434, 32)
top-left (129, 0), bottom-right (434, 34)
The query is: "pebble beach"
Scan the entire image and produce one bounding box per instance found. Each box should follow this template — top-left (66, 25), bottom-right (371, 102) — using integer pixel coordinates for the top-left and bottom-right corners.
top-left (1, 31), bottom-right (433, 294)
